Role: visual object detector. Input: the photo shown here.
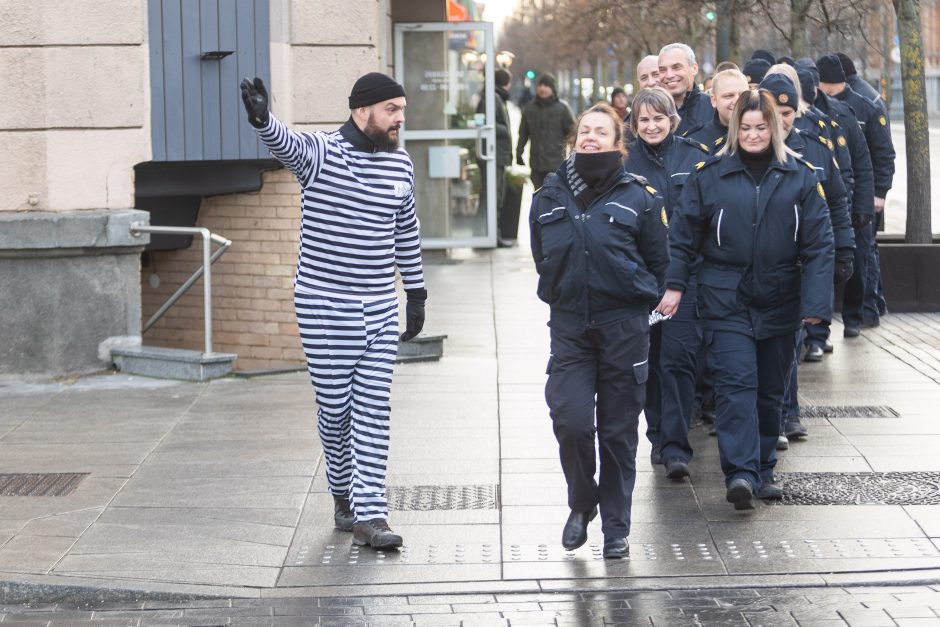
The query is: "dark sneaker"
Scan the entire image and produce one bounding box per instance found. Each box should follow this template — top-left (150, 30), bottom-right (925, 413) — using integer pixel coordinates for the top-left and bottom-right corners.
top-left (776, 434), bottom-right (789, 450)
top-left (844, 325), bottom-right (860, 338)
top-left (726, 478), bottom-right (755, 510)
top-left (804, 344), bottom-right (824, 362)
top-left (784, 417), bottom-right (809, 439)
top-left (352, 519), bottom-right (403, 549)
top-left (823, 339), bottom-right (834, 353)
top-left (861, 317), bottom-right (880, 328)
top-left (602, 536), bottom-right (629, 559)
top-left (333, 496), bottom-right (354, 532)
top-left (650, 450), bottom-right (662, 465)
top-left (664, 457), bottom-right (691, 480)
top-left (757, 479), bottom-right (783, 500)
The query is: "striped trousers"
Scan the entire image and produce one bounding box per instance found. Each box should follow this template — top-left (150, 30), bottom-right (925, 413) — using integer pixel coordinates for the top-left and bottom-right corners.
top-left (294, 292), bottom-right (399, 522)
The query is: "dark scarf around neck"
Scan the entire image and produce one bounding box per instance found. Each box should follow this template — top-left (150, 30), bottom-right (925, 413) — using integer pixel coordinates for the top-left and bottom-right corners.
top-left (567, 151), bottom-right (624, 210)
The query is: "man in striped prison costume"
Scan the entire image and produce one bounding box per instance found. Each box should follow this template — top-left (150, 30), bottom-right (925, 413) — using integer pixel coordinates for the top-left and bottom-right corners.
top-left (241, 73), bottom-right (426, 550)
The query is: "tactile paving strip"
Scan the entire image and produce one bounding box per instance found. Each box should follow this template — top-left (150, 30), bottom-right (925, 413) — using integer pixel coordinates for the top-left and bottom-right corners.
top-left (776, 471), bottom-right (940, 505)
top-left (291, 537), bottom-right (938, 566)
top-left (0, 473), bottom-right (88, 496)
top-left (800, 405), bottom-right (899, 418)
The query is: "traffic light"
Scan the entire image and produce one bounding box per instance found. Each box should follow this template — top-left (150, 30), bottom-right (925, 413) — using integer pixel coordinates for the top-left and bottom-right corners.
top-left (705, 9), bottom-right (717, 21)
top-left (526, 69), bottom-right (536, 79)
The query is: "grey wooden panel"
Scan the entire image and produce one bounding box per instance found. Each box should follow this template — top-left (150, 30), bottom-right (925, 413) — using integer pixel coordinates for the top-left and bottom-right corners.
top-left (219, 0), bottom-right (240, 160)
top-left (161, 0), bottom-right (185, 161)
top-left (200, 0), bottom-right (222, 160)
top-left (181, 0), bottom-right (203, 160)
top-left (252, 0), bottom-right (270, 158)
top-left (147, 0), bottom-right (167, 161)
top-left (235, 0), bottom-right (257, 158)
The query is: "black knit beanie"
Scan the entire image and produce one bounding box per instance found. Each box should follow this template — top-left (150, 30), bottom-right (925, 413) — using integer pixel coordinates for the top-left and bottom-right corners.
top-left (836, 52), bottom-right (857, 77)
top-left (776, 55), bottom-right (796, 67)
top-left (348, 72), bottom-right (406, 109)
top-left (796, 68), bottom-right (817, 103)
top-left (742, 58), bottom-right (771, 84)
top-left (760, 74), bottom-right (798, 110)
top-left (816, 54), bottom-right (846, 83)
top-left (538, 73), bottom-right (557, 91)
top-left (751, 49), bottom-right (776, 65)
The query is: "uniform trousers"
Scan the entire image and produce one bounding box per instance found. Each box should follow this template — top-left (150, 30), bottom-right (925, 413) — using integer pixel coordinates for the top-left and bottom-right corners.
top-left (781, 327), bottom-right (805, 421)
top-left (545, 315), bottom-right (648, 537)
top-left (706, 329), bottom-right (792, 489)
top-left (647, 278), bottom-right (702, 462)
top-left (842, 222), bottom-right (873, 329)
top-left (295, 292), bottom-right (399, 522)
top-left (864, 231), bottom-right (886, 320)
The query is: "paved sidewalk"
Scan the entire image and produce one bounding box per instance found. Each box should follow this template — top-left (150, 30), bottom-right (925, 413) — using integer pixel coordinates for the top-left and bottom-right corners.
top-left (3, 245), bottom-right (940, 605)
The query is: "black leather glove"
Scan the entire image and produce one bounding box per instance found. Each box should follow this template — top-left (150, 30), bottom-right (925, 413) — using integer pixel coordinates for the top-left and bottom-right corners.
top-left (240, 77), bottom-right (270, 128)
top-left (852, 213), bottom-right (873, 229)
top-left (834, 255), bottom-right (854, 285)
top-left (400, 288), bottom-right (427, 342)
top-left (516, 154), bottom-right (525, 167)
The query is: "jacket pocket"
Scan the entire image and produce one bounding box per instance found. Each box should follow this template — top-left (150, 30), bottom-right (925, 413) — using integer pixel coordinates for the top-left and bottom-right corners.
top-left (696, 265), bottom-right (744, 320)
top-left (603, 203), bottom-right (639, 232)
top-left (534, 204), bottom-right (572, 304)
top-left (632, 359), bottom-right (649, 384)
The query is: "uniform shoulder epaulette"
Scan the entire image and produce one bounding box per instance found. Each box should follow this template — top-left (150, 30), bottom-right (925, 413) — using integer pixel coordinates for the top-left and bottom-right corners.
top-left (677, 135), bottom-right (710, 154)
top-left (694, 155), bottom-right (722, 171)
top-left (794, 155), bottom-right (817, 173)
top-left (625, 171), bottom-right (648, 185)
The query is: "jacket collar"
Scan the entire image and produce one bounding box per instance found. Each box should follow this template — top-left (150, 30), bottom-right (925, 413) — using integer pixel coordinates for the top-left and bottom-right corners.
top-left (716, 149), bottom-right (796, 177)
top-left (340, 117), bottom-right (378, 153)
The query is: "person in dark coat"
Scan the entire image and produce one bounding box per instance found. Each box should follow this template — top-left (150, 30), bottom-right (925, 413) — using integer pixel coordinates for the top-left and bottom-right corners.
top-left (530, 103), bottom-right (669, 559)
top-left (692, 69), bottom-right (750, 151)
top-left (818, 54), bottom-right (895, 334)
top-left (476, 69), bottom-right (515, 246)
top-left (658, 43), bottom-right (714, 137)
top-left (625, 87), bottom-right (708, 479)
top-left (517, 73), bottom-right (575, 188)
top-left (836, 52), bottom-right (886, 112)
top-left (658, 89), bottom-right (834, 510)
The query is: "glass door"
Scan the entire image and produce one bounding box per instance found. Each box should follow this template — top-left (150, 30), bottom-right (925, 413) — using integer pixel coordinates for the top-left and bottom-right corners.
top-left (395, 22), bottom-right (497, 249)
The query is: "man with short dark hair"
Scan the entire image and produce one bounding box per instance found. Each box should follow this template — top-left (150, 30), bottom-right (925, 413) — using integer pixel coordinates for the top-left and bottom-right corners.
top-left (657, 43), bottom-right (713, 136)
top-left (240, 73), bottom-right (426, 550)
top-left (516, 73), bottom-right (575, 187)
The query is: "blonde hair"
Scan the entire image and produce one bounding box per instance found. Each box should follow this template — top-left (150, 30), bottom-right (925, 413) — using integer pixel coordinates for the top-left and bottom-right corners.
top-left (718, 89), bottom-right (798, 163)
top-left (567, 102), bottom-right (628, 156)
top-left (765, 63), bottom-right (808, 115)
top-left (710, 69), bottom-right (748, 96)
top-left (630, 87), bottom-right (681, 135)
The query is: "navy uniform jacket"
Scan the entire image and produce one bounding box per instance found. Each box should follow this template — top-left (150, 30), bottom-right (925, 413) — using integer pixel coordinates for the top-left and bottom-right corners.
top-left (786, 128), bottom-right (854, 254)
top-left (625, 134), bottom-right (710, 218)
top-left (796, 108), bottom-right (854, 202)
top-left (676, 85), bottom-right (715, 138)
top-left (847, 74), bottom-right (887, 116)
top-left (815, 93), bottom-right (875, 219)
top-left (666, 153), bottom-right (834, 340)
top-left (530, 165), bottom-right (670, 331)
top-left (832, 85), bottom-right (895, 199)
top-left (689, 111), bottom-right (729, 153)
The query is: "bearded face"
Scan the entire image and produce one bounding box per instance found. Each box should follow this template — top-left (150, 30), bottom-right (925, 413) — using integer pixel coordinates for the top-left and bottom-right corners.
top-left (364, 109), bottom-right (402, 152)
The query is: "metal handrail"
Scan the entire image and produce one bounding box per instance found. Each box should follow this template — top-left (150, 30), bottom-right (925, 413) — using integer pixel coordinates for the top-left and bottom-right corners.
top-left (129, 222), bottom-right (232, 354)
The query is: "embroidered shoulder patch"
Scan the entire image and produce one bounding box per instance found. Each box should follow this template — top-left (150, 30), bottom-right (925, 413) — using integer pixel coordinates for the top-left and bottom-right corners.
top-left (645, 185), bottom-right (658, 195)
top-left (818, 120), bottom-right (826, 128)
top-left (715, 137), bottom-right (725, 146)
top-left (817, 182), bottom-right (826, 199)
top-left (661, 207), bottom-right (669, 226)
top-left (837, 135), bottom-right (847, 147)
top-left (695, 161), bottom-right (706, 170)
top-left (879, 115), bottom-right (887, 126)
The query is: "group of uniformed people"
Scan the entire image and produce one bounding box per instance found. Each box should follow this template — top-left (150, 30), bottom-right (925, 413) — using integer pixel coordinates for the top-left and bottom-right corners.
top-left (529, 43), bottom-right (895, 559)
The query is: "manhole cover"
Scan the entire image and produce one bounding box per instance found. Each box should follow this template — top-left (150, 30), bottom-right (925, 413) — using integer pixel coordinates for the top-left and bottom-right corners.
top-left (800, 405), bottom-right (898, 418)
top-left (0, 473), bottom-right (88, 496)
top-left (387, 484), bottom-right (499, 510)
top-left (777, 472), bottom-right (940, 505)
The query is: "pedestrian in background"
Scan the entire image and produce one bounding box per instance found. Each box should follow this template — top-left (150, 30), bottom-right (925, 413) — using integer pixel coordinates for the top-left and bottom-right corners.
top-left (636, 55), bottom-right (662, 90)
top-left (240, 73), bottom-right (426, 550)
top-left (624, 87), bottom-right (708, 478)
top-left (659, 89), bottom-right (834, 510)
top-left (530, 103), bottom-right (669, 558)
top-left (517, 73), bottom-right (575, 188)
top-left (477, 68), bottom-right (515, 247)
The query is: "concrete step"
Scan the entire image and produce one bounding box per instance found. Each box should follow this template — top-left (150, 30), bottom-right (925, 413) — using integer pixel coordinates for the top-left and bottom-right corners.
top-left (111, 346), bottom-right (237, 381)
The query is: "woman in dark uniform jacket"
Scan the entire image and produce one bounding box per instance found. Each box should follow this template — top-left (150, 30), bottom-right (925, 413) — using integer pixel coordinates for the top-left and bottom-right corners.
top-left (530, 103), bottom-right (669, 558)
top-left (625, 87), bottom-right (709, 479)
top-left (657, 89), bottom-right (834, 511)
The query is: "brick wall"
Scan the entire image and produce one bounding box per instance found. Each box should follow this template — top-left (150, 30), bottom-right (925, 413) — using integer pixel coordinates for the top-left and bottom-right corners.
top-left (140, 168), bottom-right (306, 372)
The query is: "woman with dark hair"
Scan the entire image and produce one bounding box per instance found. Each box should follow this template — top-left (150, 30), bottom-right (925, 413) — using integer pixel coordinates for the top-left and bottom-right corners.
top-left (529, 102), bottom-right (669, 558)
top-left (625, 87), bottom-right (709, 480)
top-left (658, 89), bottom-right (834, 510)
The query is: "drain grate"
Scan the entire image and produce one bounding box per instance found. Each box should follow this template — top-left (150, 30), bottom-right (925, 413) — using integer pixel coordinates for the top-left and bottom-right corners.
top-left (800, 405), bottom-right (898, 418)
top-left (777, 472), bottom-right (940, 505)
top-left (0, 473), bottom-right (88, 496)
top-left (387, 484), bottom-right (499, 511)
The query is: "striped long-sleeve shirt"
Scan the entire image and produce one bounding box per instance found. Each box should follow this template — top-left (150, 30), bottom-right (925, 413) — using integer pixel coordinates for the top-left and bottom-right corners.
top-left (256, 115), bottom-right (425, 299)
